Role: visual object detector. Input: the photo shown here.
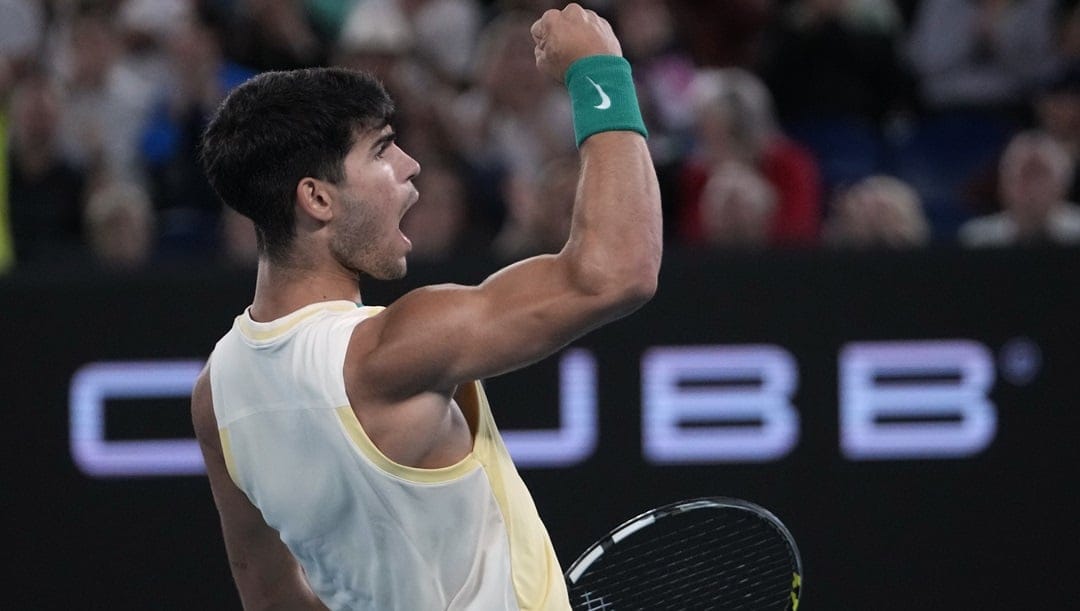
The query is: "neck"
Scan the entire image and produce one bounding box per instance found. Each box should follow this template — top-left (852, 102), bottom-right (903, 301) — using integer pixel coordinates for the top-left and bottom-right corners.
top-left (248, 257), bottom-right (363, 322)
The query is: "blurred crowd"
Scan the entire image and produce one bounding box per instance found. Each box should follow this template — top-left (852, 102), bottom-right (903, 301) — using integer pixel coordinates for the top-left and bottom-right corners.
top-left (1, 0), bottom-right (1078, 274)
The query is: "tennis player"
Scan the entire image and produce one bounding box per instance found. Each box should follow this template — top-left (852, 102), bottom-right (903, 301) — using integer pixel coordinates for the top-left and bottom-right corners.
top-left (190, 4), bottom-right (659, 609)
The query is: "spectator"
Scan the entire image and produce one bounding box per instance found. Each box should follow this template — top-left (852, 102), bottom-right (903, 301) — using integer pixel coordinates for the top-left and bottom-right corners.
top-left (906, 0), bottom-right (1057, 115)
top-left (402, 0), bottom-right (485, 88)
top-left (53, 3), bottom-right (155, 185)
top-left (493, 155), bottom-right (578, 261)
top-left (959, 130), bottom-right (1080, 247)
top-left (963, 59), bottom-right (1080, 220)
top-left (333, 0), bottom-right (453, 166)
top-left (223, 0), bottom-right (327, 71)
top-left (679, 67), bottom-right (822, 248)
top-left (889, 0), bottom-right (1046, 236)
top-left (0, 0), bottom-right (45, 273)
top-left (761, 0), bottom-right (916, 127)
top-left (758, 0), bottom-right (915, 203)
top-left (444, 10), bottom-right (575, 235)
top-left (140, 3), bottom-right (256, 261)
top-left (824, 174), bottom-right (931, 249)
top-left (698, 161), bottom-right (777, 250)
top-left (117, 0), bottom-right (192, 95)
top-left (84, 180), bottom-right (155, 270)
top-left (7, 71), bottom-right (88, 266)
top-left (611, 0), bottom-right (698, 161)
top-left (667, 0), bottom-right (775, 69)
top-left (333, 0), bottom-right (415, 83)
top-left (609, 0), bottom-right (698, 228)
top-left (1034, 61), bottom-right (1080, 203)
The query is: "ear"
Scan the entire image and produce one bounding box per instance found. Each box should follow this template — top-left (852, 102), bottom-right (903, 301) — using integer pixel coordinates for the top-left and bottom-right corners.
top-left (295, 177), bottom-right (335, 223)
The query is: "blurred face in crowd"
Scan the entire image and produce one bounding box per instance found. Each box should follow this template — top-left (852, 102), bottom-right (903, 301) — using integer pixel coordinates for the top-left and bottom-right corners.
top-left (69, 15), bottom-right (118, 88)
top-left (690, 69), bottom-right (774, 164)
top-left (479, 16), bottom-right (549, 112)
top-left (999, 142), bottom-right (1069, 233)
top-left (701, 162), bottom-right (775, 248)
top-left (10, 76), bottom-right (60, 149)
top-left (615, 0), bottom-right (675, 59)
top-left (98, 204), bottom-right (154, 267)
top-left (167, 15), bottom-right (220, 79)
top-left (86, 184), bottom-right (155, 269)
top-left (695, 105), bottom-right (738, 164)
top-left (829, 176), bottom-right (929, 248)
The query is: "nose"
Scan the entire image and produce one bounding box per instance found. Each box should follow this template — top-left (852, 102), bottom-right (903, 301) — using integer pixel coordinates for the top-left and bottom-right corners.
top-left (400, 148), bottom-right (420, 183)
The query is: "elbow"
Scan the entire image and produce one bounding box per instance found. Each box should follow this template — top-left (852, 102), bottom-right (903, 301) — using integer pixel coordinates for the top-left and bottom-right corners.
top-left (570, 254), bottom-right (659, 313)
top-left (619, 270), bottom-right (658, 309)
top-left (603, 267), bottom-right (658, 320)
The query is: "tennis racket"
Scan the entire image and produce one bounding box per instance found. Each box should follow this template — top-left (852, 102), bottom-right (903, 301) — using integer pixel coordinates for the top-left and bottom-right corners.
top-left (564, 497), bottom-right (802, 610)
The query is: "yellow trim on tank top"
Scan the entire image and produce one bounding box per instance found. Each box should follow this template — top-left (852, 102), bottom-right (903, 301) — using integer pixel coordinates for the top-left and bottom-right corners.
top-left (235, 300), bottom-right (365, 342)
top-left (335, 404), bottom-right (482, 484)
top-left (219, 426), bottom-right (240, 485)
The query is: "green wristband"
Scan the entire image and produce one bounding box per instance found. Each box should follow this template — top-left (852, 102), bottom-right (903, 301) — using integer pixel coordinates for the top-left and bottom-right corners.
top-left (565, 55), bottom-right (648, 147)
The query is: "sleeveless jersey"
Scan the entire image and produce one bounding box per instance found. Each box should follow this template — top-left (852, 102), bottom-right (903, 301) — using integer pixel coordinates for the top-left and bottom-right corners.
top-left (208, 300), bottom-right (570, 610)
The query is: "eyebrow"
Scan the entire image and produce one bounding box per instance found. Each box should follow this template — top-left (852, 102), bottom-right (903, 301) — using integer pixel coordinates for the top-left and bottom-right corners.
top-left (371, 130), bottom-right (396, 153)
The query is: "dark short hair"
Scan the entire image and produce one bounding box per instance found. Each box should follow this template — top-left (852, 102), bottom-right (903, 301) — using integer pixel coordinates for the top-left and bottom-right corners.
top-left (199, 67), bottom-right (394, 262)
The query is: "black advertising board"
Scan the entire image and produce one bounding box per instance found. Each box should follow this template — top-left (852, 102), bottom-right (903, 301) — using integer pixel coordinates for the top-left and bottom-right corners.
top-left (2, 247), bottom-right (1077, 609)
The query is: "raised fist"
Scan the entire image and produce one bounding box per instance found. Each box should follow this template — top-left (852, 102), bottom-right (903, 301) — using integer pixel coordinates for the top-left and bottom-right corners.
top-left (531, 3), bottom-right (622, 83)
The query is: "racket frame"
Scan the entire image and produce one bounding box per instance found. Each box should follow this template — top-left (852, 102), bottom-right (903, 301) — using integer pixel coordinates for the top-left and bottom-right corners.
top-left (564, 496), bottom-right (803, 609)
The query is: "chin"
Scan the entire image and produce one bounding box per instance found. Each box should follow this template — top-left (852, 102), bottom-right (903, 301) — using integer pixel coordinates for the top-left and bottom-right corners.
top-left (368, 260), bottom-right (407, 281)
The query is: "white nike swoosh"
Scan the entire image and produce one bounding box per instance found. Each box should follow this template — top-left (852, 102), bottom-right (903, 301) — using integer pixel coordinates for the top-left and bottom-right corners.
top-left (585, 76), bottom-right (611, 110)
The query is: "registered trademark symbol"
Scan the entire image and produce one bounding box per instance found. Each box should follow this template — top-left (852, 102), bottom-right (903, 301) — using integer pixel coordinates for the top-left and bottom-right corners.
top-left (999, 337), bottom-right (1041, 386)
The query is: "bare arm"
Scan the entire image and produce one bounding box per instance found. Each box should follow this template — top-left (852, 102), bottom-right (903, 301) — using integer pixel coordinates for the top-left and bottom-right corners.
top-left (191, 367), bottom-right (329, 611)
top-left (349, 4), bottom-right (661, 402)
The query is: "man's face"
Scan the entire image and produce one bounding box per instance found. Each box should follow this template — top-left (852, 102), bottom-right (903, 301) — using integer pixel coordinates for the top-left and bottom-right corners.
top-left (329, 126), bottom-right (420, 280)
top-left (999, 147), bottom-right (1065, 237)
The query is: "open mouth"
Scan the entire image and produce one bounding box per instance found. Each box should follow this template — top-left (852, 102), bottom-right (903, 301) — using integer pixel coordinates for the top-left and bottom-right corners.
top-left (401, 188), bottom-right (419, 220)
top-left (398, 191), bottom-right (419, 249)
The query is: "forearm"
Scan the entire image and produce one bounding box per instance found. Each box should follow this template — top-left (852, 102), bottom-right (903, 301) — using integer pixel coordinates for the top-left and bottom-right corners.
top-left (564, 130), bottom-right (661, 300)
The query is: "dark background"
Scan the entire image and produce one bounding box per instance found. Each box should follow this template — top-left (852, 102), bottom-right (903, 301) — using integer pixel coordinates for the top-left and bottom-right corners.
top-left (3, 247), bottom-right (1078, 610)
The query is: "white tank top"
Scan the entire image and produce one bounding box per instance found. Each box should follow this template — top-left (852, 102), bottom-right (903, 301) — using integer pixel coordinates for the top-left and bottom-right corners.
top-left (209, 300), bottom-right (570, 611)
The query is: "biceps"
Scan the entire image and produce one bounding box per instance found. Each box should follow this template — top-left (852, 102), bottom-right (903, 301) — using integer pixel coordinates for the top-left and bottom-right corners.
top-left (465, 272), bottom-right (610, 372)
top-left (358, 256), bottom-right (631, 396)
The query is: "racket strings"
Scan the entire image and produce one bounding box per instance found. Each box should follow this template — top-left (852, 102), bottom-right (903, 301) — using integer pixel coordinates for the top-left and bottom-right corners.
top-left (568, 509), bottom-right (797, 610)
top-left (578, 516), bottom-right (758, 597)
top-left (596, 536), bottom-right (791, 609)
